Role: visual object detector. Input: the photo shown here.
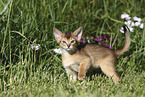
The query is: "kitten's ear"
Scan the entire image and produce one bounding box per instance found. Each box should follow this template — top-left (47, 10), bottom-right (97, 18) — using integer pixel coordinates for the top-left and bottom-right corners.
top-left (53, 28), bottom-right (62, 43)
top-left (73, 27), bottom-right (83, 41)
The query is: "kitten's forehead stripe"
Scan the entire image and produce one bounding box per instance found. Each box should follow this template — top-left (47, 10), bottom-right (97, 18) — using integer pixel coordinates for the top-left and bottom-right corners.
top-left (64, 32), bottom-right (72, 39)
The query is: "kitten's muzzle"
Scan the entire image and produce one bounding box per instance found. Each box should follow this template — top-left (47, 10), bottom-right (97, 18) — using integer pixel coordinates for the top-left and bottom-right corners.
top-left (67, 44), bottom-right (71, 48)
top-left (66, 44), bottom-right (73, 50)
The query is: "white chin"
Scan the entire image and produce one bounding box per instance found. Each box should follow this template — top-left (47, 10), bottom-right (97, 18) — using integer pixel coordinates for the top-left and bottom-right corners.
top-left (66, 48), bottom-right (71, 50)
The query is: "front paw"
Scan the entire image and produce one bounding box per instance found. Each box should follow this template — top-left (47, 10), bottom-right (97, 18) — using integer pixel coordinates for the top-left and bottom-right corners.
top-left (68, 75), bottom-right (77, 82)
top-left (78, 73), bottom-right (85, 80)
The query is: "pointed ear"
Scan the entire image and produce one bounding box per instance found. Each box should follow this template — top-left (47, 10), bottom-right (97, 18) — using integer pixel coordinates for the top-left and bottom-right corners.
top-left (73, 27), bottom-right (83, 41)
top-left (53, 28), bottom-right (62, 43)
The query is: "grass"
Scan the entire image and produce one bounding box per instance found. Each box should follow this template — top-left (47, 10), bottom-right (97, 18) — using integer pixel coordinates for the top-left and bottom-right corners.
top-left (0, 0), bottom-right (145, 96)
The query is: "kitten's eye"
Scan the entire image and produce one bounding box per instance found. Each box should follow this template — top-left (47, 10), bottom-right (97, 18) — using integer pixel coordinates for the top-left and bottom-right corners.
top-left (70, 40), bottom-right (75, 43)
top-left (62, 41), bottom-right (66, 43)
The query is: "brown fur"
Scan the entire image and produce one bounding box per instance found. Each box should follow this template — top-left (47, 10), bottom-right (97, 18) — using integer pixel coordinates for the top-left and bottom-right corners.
top-left (53, 27), bottom-right (130, 84)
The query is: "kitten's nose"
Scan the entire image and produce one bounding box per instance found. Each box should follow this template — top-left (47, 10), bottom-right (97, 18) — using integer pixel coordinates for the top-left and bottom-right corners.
top-left (67, 44), bottom-right (70, 48)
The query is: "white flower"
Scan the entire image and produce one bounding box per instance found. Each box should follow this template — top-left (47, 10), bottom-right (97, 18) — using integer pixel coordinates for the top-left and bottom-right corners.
top-left (140, 23), bottom-right (144, 29)
top-left (124, 21), bottom-right (130, 26)
top-left (134, 22), bottom-right (141, 26)
top-left (121, 13), bottom-right (131, 20)
top-left (35, 44), bottom-right (40, 50)
top-left (120, 26), bottom-right (129, 33)
top-left (120, 27), bottom-right (125, 33)
top-left (133, 16), bottom-right (142, 22)
top-left (124, 20), bottom-right (135, 27)
top-left (30, 44), bottom-right (40, 50)
top-left (128, 26), bottom-right (134, 32)
top-left (124, 20), bottom-right (131, 26)
top-left (120, 14), bottom-right (144, 33)
top-left (126, 17), bottom-right (131, 20)
top-left (131, 22), bottom-right (135, 26)
top-left (54, 48), bottom-right (62, 54)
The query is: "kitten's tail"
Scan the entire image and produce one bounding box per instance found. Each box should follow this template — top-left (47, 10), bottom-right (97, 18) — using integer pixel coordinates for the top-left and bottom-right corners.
top-left (114, 29), bottom-right (130, 56)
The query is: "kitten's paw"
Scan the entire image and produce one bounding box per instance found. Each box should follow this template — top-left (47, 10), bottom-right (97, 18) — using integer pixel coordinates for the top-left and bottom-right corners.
top-left (68, 75), bottom-right (77, 82)
top-left (78, 73), bottom-right (85, 80)
top-left (113, 76), bottom-right (120, 84)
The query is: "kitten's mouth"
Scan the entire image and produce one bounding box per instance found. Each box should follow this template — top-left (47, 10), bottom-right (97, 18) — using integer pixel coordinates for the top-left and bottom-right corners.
top-left (66, 48), bottom-right (71, 50)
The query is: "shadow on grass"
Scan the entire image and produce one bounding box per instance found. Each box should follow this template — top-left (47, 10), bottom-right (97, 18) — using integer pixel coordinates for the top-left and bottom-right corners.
top-left (86, 66), bottom-right (123, 81)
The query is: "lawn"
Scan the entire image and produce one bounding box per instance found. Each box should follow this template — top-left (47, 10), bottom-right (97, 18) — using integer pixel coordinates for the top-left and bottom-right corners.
top-left (0, 0), bottom-right (145, 97)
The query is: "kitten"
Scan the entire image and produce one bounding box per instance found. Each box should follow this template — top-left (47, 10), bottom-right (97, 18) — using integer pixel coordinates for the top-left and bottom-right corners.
top-left (53, 27), bottom-right (130, 84)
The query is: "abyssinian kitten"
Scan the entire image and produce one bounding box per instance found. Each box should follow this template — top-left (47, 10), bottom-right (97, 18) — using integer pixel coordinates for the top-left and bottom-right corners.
top-left (53, 27), bottom-right (130, 84)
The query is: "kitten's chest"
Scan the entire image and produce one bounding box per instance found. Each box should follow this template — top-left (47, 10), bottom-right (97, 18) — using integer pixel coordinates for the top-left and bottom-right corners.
top-left (62, 54), bottom-right (80, 72)
top-left (62, 55), bottom-right (79, 67)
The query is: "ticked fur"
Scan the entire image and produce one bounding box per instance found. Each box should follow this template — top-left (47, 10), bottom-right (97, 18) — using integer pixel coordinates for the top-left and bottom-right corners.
top-left (53, 27), bottom-right (130, 84)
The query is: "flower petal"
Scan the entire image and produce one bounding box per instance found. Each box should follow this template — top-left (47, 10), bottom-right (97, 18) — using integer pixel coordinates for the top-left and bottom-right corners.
top-left (140, 23), bottom-right (144, 29)
top-left (131, 22), bottom-right (135, 26)
top-left (121, 13), bottom-right (130, 19)
top-left (126, 17), bottom-right (131, 20)
top-left (124, 20), bottom-right (135, 27)
top-left (128, 26), bottom-right (134, 32)
top-left (120, 27), bottom-right (124, 33)
top-left (133, 16), bottom-right (142, 22)
top-left (35, 46), bottom-right (40, 50)
top-left (134, 22), bottom-right (141, 26)
top-left (93, 38), bottom-right (102, 42)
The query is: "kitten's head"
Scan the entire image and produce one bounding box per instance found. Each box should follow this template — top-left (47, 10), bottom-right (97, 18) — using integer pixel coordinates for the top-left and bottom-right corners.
top-left (53, 27), bottom-right (83, 51)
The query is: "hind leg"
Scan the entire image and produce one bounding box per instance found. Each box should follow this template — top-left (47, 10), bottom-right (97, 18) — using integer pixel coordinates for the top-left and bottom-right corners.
top-left (99, 56), bottom-right (120, 84)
